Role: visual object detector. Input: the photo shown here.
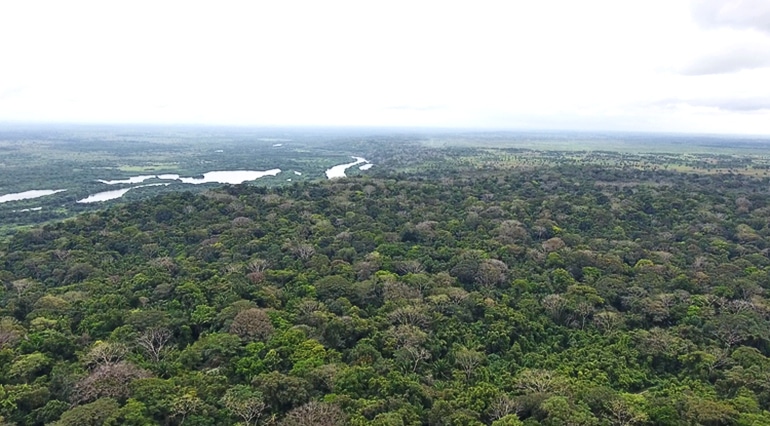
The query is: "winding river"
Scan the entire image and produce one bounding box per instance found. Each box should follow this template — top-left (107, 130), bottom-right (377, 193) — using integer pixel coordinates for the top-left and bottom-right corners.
top-left (325, 157), bottom-right (370, 179)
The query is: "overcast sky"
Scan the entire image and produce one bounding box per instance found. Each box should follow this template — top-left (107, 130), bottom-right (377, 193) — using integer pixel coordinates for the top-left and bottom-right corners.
top-left (1, 0), bottom-right (769, 134)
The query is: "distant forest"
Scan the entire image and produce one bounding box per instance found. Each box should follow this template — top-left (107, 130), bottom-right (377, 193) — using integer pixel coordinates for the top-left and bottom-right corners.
top-left (3, 126), bottom-right (770, 239)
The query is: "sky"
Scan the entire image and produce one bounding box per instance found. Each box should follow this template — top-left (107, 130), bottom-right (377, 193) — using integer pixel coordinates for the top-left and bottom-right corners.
top-left (1, 0), bottom-right (769, 135)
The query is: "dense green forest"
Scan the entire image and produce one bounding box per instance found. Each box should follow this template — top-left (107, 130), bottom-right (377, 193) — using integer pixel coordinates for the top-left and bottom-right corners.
top-left (3, 162), bottom-right (770, 425)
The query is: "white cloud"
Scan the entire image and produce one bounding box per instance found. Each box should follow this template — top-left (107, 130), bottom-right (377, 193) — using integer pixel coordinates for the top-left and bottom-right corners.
top-left (692, 0), bottom-right (770, 34)
top-left (680, 44), bottom-right (770, 75)
top-left (0, 0), bottom-right (769, 134)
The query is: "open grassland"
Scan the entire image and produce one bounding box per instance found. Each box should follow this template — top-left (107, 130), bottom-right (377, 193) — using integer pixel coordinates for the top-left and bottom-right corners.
top-left (443, 148), bottom-right (770, 179)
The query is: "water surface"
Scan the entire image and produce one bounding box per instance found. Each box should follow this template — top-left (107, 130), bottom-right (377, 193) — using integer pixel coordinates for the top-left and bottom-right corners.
top-left (77, 188), bottom-right (133, 203)
top-left (78, 183), bottom-right (171, 203)
top-left (98, 175), bottom-right (156, 185)
top-left (325, 157), bottom-right (369, 179)
top-left (0, 189), bottom-right (66, 203)
top-left (178, 169), bottom-right (281, 185)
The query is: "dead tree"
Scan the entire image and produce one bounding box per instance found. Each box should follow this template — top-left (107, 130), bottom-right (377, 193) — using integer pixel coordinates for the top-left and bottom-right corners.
top-left (137, 327), bottom-right (173, 363)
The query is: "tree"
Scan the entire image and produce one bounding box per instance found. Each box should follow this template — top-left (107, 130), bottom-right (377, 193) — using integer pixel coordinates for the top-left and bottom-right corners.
top-left (51, 398), bottom-right (120, 426)
top-left (10, 278), bottom-right (35, 297)
top-left (395, 345), bottom-right (431, 373)
top-left (136, 328), bottom-right (172, 363)
top-left (491, 414), bottom-right (525, 426)
top-left (383, 280), bottom-right (421, 303)
top-left (252, 371), bottom-right (310, 412)
top-left (681, 395), bottom-right (738, 426)
top-left (488, 395), bottom-right (522, 422)
top-left (450, 250), bottom-right (484, 286)
top-left (128, 378), bottom-right (176, 424)
top-left (0, 317), bottom-right (24, 349)
top-left (388, 306), bottom-right (429, 328)
top-left (540, 396), bottom-right (598, 426)
top-left (593, 311), bottom-right (623, 335)
top-left (314, 275), bottom-right (355, 302)
top-left (178, 332), bottom-right (242, 370)
top-left (279, 401), bottom-right (345, 426)
top-left (514, 369), bottom-right (568, 394)
top-left (72, 362), bottom-right (151, 404)
top-left (476, 259), bottom-right (508, 289)
top-left (103, 398), bottom-right (154, 426)
top-left (454, 347), bottom-right (484, 382)
top-left (230, 309), bottom-right (274, 341)
top-left (709, 312), bottom-right (765, 349)
top-left (221, 385), bottom-right (267, 426)
top-left (291, 243), bottom-right (316, 261)
top-left (604, 394), bottom-right (648, 426)
top-left (83, 341), bottom-right (128, 368)
top-left (542, 237), bottom-right (565, 252)
top-left (171, 390), bottom-right (204, 426)
top-left (247, 258), bottom-right (270, 283)
top-left (394, 260), bottom-right (425, 275)
top-left (541, 294), bottom-right (569, 324)
top-left (8, 352), bottom-right (52, 383)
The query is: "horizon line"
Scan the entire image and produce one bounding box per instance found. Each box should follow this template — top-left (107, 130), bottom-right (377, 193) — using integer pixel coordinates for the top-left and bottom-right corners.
top-left (1, 121), bottom-right (770, 139)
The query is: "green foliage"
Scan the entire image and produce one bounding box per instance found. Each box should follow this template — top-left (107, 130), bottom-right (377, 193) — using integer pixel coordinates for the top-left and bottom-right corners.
top-left (4, 154), bottom-right (770, 424)
top-left (51, 398), bottom-right (120, 426)
top-left (8, 352), bottom-right (52, 383)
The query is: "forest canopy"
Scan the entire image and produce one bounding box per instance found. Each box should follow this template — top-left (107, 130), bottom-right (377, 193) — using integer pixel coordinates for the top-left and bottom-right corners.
top-left (2, 162), bottom-right (770, 425)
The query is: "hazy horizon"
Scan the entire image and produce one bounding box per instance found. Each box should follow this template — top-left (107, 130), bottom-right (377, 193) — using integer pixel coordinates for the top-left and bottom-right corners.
top-left (4, 121), bottom-right (770, 139)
